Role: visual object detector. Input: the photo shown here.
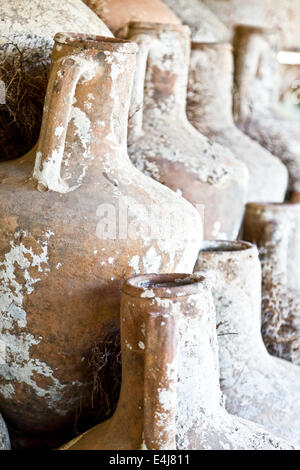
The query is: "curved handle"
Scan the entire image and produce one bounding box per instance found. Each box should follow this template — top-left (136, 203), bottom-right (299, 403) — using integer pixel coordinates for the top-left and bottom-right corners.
top-left (234, 34), bottom-right (263, 125)
top-left (33, 55), bottom-right (92, 193)
top-left (127, 31), bottom-right (153, 141)
top-left (143, 312), bottom-right (178, 450)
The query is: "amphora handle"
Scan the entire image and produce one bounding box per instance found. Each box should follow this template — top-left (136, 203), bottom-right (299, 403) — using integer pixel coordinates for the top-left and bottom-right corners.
top-left (33, 55), bottom-right (91, 193)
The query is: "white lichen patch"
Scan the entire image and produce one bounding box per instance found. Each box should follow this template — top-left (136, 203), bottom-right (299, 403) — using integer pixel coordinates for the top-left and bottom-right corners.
top-left (0, 230), bottom-right (69, 414)
top-left (143, 247), bottom-right (162, 273)
top-left (141, 289), bottom-right (155, 299)
top-left (54, 126), bottom-right (64, 137)
top-left (129, 255), bottom-right (140, 274)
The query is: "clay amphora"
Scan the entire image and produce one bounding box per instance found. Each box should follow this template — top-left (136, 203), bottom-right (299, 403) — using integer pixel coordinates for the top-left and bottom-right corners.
top-left (0, 413), bottom-right (10, 450)
top-left (0, 0), bottom-right (112, 161)
top-left (0, 33), bottom-right (202, 447)
top-left (194, 240), bottom-right (300, 446)
top-left (61, 273), bottom-right (295, 450)
top-left (187, 41), bottom-right (288, 203)
top-left (233, 25), bottom-right (300, 197)
top-left (162, 0), bottom-right (230, 42)
top-left (127, 22), bottom-right (248, 241)
top-left (82, 0), bottom-right (180, 36)
top-left (244, 203), bottom-right (300, 366)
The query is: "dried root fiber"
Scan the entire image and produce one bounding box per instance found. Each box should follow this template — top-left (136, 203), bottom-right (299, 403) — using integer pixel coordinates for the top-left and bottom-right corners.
top-left (0, 33), bottom-right (52, 161)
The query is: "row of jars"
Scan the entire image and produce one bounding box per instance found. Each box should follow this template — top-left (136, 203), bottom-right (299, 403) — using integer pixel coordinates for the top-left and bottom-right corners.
top-left (0, 0), bottom-right (299, 450)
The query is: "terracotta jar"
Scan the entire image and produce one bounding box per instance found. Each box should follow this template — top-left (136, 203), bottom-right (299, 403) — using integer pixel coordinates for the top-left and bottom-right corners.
top-left (243, 203), bottom-right (300, 366)
top-left (0, 0), bottom-right (112, 161)
top-left (187, 41), bottom-right (288, 203)
top-left (233, 25), bottom-right (300, 197)
top-left (162, 0), bottom-right (230, 42)
top-left (0, 413), bottom-right (10, 450)
top-left (82, 0), bottom-right (180, 36)
top-left (0, 34), bottom-right (202, 448)
top-left (61, 273), bottom-right (294, 450)
top-left (127, 22), bottom-right (248, 241)
top-left (194, 240), bottom-right (300, 446)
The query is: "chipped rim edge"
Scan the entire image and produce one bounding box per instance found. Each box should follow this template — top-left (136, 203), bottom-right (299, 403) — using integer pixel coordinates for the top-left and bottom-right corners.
top-left (198, 240), bottom-right (256, 255)
top-left (54, 32), bottom-right (138, 54)
top-left (122, 273), bottom-right (207, 299)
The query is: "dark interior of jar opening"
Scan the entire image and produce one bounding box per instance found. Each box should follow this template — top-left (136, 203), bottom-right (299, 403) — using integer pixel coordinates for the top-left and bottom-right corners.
top-left (192, 42), bottom-right (230, 48)
top-left (200, 242), bottom-right (250, 253)
top-left (138, 279), bottom-right (198, 289)
top-left (135, 275), bottom-right (204, 290)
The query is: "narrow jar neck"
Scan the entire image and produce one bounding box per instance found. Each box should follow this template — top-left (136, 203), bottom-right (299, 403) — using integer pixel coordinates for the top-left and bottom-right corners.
top-left (233, 27), bottom-right (281, 120)
top-left (118, 290), bottom-right (179, 450)
top-left (187, 43), bottom-right (234, 128)
top-left (194, 242), bottom-right (267, 380)
top-left (35, 36), bottom-right (136, 190)
top-left (118, 274), bottom-right (223, 436)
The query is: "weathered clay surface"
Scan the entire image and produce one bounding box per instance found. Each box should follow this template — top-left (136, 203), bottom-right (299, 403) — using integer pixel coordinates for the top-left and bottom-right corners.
top-left (162, 0), bottom-right (230, 42)
top-left (202, 0), bottom-right (300, 48)
top-left (127, 22), bottom-right (248, 241)
top-left (187, 42), bottom-right (288, 203)
top-left (244, 203), bottom-right (300, 366)
top-left (194, 240), bottom-right (300, 446)
top-left (61, 273), bottom-right (295, 450)
top-left (0, 0), bottom-right (112, 160)
top-left (0, 0), bottom-right (111, 38)
top-left (82, 0), bottom-right (180, 36)
top-left (0, 413), bottom-right (10, 449)
top-left (233, 25), bottom-right (300, 194)
top-left (0, 34), bottom-right (202, 447)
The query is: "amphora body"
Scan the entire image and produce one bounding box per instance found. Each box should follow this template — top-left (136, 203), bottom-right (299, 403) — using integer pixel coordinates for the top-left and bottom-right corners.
top-left (127, 22), bottom-right (248, 241)
top-left (61, 274), bottom-right (295, 450)
top-left (195, 241), bottom-right (300, 446)
top-left (0, 34), bottom-right (202, 446)
top-left (187, 41), bottom-right (287, 203)
top-left (233, 25), bottom-right (300, 196)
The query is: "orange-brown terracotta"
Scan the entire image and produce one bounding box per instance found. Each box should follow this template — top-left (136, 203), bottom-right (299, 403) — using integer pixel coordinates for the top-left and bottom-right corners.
top-left (82, 0), bottom-right (180, 36)
top-left (60, 273), bottom-right (295, 450)
top-left (0, 33), bottom-right (202, 447)
top-left (127, 22), bottom-right (248, 241)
